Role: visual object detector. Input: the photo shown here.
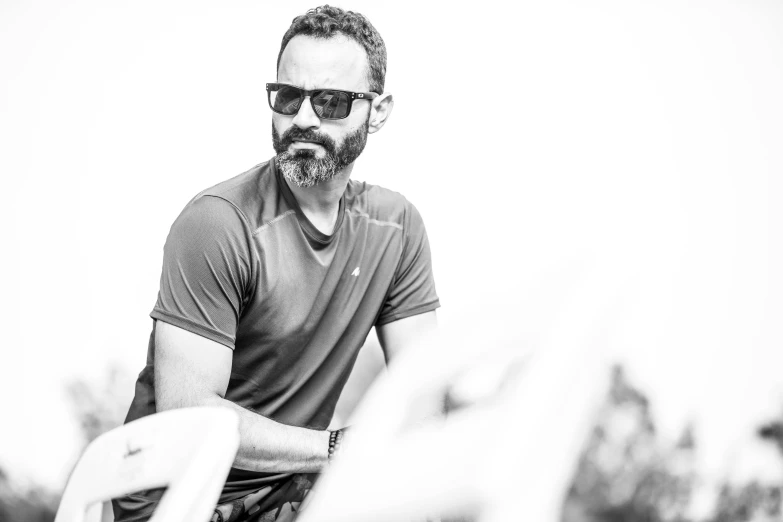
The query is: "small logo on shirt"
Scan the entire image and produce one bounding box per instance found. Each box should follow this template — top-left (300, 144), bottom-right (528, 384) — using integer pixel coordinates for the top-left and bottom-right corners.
top-left (351, 267), bottom-right (360, 277)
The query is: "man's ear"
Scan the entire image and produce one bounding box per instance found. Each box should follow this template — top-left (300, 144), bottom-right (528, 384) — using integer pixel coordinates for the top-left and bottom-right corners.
top-left (368, 93), bottom-right (394, 134)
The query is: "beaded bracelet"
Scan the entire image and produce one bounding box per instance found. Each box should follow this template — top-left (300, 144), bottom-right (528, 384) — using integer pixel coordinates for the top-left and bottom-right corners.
top-left (327, 429), bottom-right (343, 462)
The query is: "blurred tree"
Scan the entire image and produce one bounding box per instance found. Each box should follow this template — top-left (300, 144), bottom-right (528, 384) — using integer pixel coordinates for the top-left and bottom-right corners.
top-left (563, 366), bottom-right (783, 522)
top-left (65, 364), bottom-right (133, 447)
top-left (0, 466), bottom-right (57, 522)
top-left (758, 422), bottom-right (783, 456)
top-left (564, 365), bottom-right (694, 522)
top-left (712, 481), bottom-right (780, 522)
top-left (0, 364), bottom-right (134, 522)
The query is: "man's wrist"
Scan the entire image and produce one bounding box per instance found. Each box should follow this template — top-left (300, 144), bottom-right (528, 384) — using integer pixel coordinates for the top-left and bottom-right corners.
top-left (327, 428), bottom-right (344, 463)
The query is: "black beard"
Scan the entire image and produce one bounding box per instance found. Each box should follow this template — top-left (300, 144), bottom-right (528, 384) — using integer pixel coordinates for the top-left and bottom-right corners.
top-left (272, 121), bottom-right (369, 188)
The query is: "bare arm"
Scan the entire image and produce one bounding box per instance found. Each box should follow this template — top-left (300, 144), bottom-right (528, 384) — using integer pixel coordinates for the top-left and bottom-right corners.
top-left (376, 310), bottom-right (438, 365)
top-left (375, 311), bottom-right (444, 426)
top-left (154, 320), bottom-right (330, 473)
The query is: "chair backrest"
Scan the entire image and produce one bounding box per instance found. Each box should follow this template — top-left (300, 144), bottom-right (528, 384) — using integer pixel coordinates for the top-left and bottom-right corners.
top-left (55, 407), bottom-right (240, 522)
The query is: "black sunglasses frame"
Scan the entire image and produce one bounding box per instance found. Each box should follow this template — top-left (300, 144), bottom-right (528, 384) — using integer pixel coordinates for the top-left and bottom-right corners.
top-left (266, 83), bottom-right (379, 120)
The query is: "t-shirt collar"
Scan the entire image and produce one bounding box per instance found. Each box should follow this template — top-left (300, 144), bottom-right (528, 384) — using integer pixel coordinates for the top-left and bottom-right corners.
top-left (273, 158), bottom-right (346, 246)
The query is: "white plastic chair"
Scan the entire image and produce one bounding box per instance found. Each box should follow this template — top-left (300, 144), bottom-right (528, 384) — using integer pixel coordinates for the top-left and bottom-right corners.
top-left (55, 407), bottom-right (240, 522)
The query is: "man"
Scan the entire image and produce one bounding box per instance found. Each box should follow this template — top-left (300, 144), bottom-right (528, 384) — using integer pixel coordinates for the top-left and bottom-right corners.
top-left (114, 5), bottom-right (439, 522)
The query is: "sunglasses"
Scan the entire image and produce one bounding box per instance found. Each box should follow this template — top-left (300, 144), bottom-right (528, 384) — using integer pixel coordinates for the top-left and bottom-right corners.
top-left (266, 83), bottom-right (379, 120)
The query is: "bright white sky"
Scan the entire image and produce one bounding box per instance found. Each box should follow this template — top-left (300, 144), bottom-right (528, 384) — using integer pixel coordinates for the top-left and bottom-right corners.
top-left (1, 0), bottom-right (782, 492)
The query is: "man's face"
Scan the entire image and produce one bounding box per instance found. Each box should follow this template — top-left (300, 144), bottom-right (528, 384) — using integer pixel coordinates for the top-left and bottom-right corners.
top-left (273, 35), bottom-right (373, 188)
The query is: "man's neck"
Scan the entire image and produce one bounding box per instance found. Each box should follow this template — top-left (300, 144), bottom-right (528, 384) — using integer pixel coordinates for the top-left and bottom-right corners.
top-left (285, 164), bottom-right (354, 235)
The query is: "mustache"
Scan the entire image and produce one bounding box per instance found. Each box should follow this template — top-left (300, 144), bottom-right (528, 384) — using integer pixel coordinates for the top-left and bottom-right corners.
top-left (278, 127), bottom-right (337, 153)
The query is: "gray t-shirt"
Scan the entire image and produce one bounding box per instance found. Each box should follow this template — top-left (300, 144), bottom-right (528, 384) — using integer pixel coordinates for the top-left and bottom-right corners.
top-left (123, 158), bottom-right (439, 500)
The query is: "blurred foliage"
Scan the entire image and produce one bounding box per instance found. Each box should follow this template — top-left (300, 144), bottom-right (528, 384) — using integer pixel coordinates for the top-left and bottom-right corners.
top-left (758, 422), bottom-right (783, 457)
top-left (0, 364), bottom-right (132, 522)
top-left (564, 366), bottom-right (782, 522)
top-left (65, 365), bottom-right (133, 447)
top-left (0, 467), bottom-right (57, 522)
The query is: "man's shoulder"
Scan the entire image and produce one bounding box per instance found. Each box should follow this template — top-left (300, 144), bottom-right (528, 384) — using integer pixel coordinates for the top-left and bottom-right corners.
top-left (190, 159), bottom-right (284, 232)
top-left (345, 180), bottom-right (417, 228)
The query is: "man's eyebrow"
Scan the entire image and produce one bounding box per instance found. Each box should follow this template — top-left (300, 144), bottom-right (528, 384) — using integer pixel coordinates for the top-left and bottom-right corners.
top-left (277, 83), bottom-right (363, 92)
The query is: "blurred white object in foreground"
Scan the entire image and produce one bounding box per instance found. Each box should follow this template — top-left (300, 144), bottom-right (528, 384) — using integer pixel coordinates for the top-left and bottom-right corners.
top-left (301, 263), bottom-right (627, 522)
top-left (54, 407), bottom-right (239, 522)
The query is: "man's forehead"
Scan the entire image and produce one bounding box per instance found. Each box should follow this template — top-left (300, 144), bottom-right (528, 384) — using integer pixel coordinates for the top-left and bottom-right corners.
top-left (277, 34), bottom-right (369, 91)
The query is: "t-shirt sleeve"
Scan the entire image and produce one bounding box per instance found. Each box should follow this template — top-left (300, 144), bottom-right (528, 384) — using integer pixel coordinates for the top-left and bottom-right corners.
top-left (375, 200), bottom-right (440, 326)
top-left (150, 195), bottom-right (255, 349)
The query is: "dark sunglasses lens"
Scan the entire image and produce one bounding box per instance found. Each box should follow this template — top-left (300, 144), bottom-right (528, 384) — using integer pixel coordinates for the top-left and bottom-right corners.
top-left (272, 85), bottom-right (303, 115)
top-left (312, 90), bottom-right (351, 119)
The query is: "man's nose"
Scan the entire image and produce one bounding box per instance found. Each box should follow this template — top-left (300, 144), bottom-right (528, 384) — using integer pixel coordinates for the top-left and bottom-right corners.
top-left (291, 96), bottom-right (321, 129)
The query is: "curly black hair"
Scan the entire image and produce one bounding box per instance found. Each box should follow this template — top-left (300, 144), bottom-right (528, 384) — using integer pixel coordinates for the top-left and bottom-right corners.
top-left (277, 5), bottom-right (387, 95)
